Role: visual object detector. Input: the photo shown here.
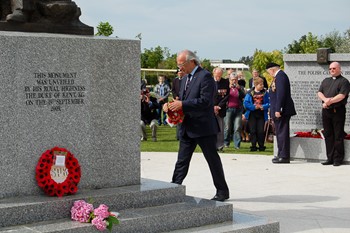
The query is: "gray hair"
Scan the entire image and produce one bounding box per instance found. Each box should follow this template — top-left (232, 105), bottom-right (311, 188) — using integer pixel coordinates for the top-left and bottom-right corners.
top-left (179, 49), bottom-right (200, 65)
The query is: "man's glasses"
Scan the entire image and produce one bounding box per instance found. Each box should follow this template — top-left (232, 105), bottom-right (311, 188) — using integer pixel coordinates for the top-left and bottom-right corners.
top-left (329, 68), bottom-right (336, 70)
top-left (177, 60), bottom-right (189, 68)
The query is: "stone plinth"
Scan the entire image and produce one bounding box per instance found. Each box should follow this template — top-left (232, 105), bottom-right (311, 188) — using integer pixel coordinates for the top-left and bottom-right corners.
top-left (0, 32), bottom-right (140, 198)
top-left (274, 136), bottom-right (350, 163)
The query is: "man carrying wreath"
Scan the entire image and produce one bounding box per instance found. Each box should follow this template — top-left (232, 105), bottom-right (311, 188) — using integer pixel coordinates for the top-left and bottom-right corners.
top-left (163, 49), bottom-right (229, 202)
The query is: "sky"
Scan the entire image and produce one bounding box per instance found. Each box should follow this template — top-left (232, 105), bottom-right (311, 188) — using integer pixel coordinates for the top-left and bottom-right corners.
top-left (75, 0), bottom-right (350, 61)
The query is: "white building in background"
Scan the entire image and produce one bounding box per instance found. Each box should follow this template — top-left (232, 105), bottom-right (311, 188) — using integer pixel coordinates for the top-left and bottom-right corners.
top-left (210, 60), bottom-right (249, 71)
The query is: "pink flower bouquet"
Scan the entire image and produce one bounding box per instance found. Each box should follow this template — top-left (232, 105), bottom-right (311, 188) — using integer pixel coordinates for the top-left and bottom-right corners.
top-left (71, 200), bottom-right (119, 231)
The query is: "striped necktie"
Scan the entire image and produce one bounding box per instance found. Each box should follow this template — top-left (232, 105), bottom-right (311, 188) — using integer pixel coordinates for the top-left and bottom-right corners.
top-left (185, 74), bottom-right (192, 91)
top-left (183, 74), bottom-right (192, 99)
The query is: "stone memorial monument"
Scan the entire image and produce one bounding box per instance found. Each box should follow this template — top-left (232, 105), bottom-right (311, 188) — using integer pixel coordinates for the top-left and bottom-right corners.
top-left (274, 51), bottom-right (350, 163)
top-left (0, 4), bottom-right (279, 231)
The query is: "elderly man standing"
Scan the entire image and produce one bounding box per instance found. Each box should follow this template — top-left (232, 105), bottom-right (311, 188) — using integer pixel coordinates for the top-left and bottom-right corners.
top-left (318, 62), bottom-right (350, 166)
top-left (164, 50), bottom-right (229, 202)
top-left (266, 62), bottom-right (296, 164)
top-left (213, 67), bottom-right (230, 152)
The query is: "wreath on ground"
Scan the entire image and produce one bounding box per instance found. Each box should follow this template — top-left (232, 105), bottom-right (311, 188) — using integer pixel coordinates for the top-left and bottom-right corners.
top-left (35, 147), bottom-right (81, 197)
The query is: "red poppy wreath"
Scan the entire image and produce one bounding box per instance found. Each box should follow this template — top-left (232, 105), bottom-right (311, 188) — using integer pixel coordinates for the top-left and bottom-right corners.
top-left (35, 147), bottom-right (81, 197)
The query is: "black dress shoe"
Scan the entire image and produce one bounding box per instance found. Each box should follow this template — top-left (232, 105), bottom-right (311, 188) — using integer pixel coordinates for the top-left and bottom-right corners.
top-left (321, 160), bottom-right (333, 165)
top-left (272, 157), bottom-right (290, 164)
top-left (211, 194), bottom-right (229, 202)
top-left (333, 161), bottom-right (341, 166)
top-left (250, 146), bottom-right (257, 152)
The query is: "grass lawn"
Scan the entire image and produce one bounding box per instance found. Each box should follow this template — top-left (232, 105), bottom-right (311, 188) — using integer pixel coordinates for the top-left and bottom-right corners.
top-left (141, 125), bottom-right (274, 156)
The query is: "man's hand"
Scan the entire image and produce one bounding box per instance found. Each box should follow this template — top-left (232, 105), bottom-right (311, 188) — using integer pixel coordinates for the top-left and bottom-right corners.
top-left (214, 106), bottom-right (221, 115)
top-left (275, 111), bottom-right (281, 118)
top-left (168, 100), bottom-right (183, 112)
top-left (163, 103), bottom-right (169, 112)
top-left (324, 97), bottom-right (333, 107)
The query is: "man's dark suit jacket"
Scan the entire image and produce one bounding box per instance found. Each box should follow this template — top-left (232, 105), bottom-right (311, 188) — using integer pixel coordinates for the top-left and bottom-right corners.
top-left (179, 67), bottom-right (219, 138)
top-left (214, 78), bottom-right (230, 118)
top-left (172, 77), bottom-right (182, 100)
top-left (269, 70), bottom-right (296, 118)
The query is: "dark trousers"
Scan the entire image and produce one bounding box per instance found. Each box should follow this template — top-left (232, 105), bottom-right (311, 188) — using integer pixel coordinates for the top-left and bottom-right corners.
top-left (172, 133), bottom-right (229, 195)
top-left (248, 111), bottom-right (265, 149)
top-left (274, 115), bottom-right (291, 159)
top-left (322, 107), bottom-right (346, 163)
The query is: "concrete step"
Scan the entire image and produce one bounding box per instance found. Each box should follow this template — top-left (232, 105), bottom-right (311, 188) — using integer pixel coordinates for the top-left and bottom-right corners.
top-left (0, 196), bottom-right (233, 233)
top-left (0, 179), bottom-right (185, 228)
top-left (168, 211), bottom-right (279, 233)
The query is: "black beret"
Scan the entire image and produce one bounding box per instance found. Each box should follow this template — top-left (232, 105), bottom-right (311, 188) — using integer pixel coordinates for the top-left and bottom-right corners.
top-left (265, 62), bottom-right (280, 69)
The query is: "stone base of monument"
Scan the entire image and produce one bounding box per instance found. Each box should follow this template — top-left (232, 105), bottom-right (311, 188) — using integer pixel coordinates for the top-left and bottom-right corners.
top-left (274, 137), bottom-right (350, 164)
top-left (0, 179), bottom-right (278, 233)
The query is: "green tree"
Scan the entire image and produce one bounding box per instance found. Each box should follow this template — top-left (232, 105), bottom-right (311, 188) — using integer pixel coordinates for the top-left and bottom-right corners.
top-left (285, 32), bottom-right (319, 54)
top-left (285, 35), bottom-right (307, 53)
top-left (336, 28), bottom-right (350, 53)
top-left (141, 46), bottom-right (165, 68)
top-left (299, 32), bottom-right (320, 53)
top-left (201, 59), bottom-right (215, 72)
top-left (95, 22), bottom-right (114, 36)
top-left (159, 53), bottom-right (177, 69)
top-left (251, 49), bottom-right (283, 85)
top-left (238, 56), bottom-right (253, 67)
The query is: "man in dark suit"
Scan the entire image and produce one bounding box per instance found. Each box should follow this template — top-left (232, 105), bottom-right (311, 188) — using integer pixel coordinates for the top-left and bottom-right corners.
top-left (248, 69), bottom-right (268, 90)
top-left (213, 67), bottom-right (230, 151)
top-left (164, 49), bottom-right (229, 201)
top-left (266, 63), bottom-right (296, 164)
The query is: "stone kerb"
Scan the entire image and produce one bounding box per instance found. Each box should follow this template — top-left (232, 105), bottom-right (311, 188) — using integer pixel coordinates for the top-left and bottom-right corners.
top-left (281, 53), bottom-right (350, 162)
top-left (0, 31), bottom-right (141, 198)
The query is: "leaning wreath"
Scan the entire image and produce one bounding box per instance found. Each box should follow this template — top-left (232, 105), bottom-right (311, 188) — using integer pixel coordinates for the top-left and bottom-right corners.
top-left (35, 147), bottom-right (81, 197)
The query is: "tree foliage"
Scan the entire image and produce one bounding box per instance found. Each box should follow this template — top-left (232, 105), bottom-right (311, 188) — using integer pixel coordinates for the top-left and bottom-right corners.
top-left (141, 46), bottom-right (165, 68)
top-left (285, 28), bottom-right (350, 54)
top-left (95, 22), bottom-right (114, 36)
top-left (251, 49), bottom-right (283, 85)
top-left (201, 59), bottom-right (215, 72)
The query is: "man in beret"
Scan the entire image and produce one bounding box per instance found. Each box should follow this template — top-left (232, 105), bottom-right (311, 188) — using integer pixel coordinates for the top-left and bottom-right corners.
top-left (266, 63), bottom-right (296, 163)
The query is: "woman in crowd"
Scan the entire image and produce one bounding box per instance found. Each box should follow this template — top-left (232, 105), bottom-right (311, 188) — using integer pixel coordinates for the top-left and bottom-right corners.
top-left (224, 74), bottom-right (246, 149)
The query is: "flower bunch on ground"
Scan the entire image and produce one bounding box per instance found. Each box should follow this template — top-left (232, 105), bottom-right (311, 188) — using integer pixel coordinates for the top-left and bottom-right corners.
top-left (71, 200), bottom-right (119, 231)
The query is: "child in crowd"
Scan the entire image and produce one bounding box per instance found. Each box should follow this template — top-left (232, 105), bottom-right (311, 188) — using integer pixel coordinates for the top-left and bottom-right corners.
top-left (243, 78), bottom-right (270, 151)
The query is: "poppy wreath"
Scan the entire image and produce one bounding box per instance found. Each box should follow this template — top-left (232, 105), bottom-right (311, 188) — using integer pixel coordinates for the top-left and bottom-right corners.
top-left (166, 103), bottom-right (184, 126)
top-left (35, 147), bottom-right (81, 197)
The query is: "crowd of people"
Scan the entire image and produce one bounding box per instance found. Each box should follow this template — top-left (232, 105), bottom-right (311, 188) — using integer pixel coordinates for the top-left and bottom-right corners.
top-left (140, 54), bottom-right (349, 166)
top-left (140, 64), bottom-right (275, 153)
top-left (141, 49), bottom-right (349, 202)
